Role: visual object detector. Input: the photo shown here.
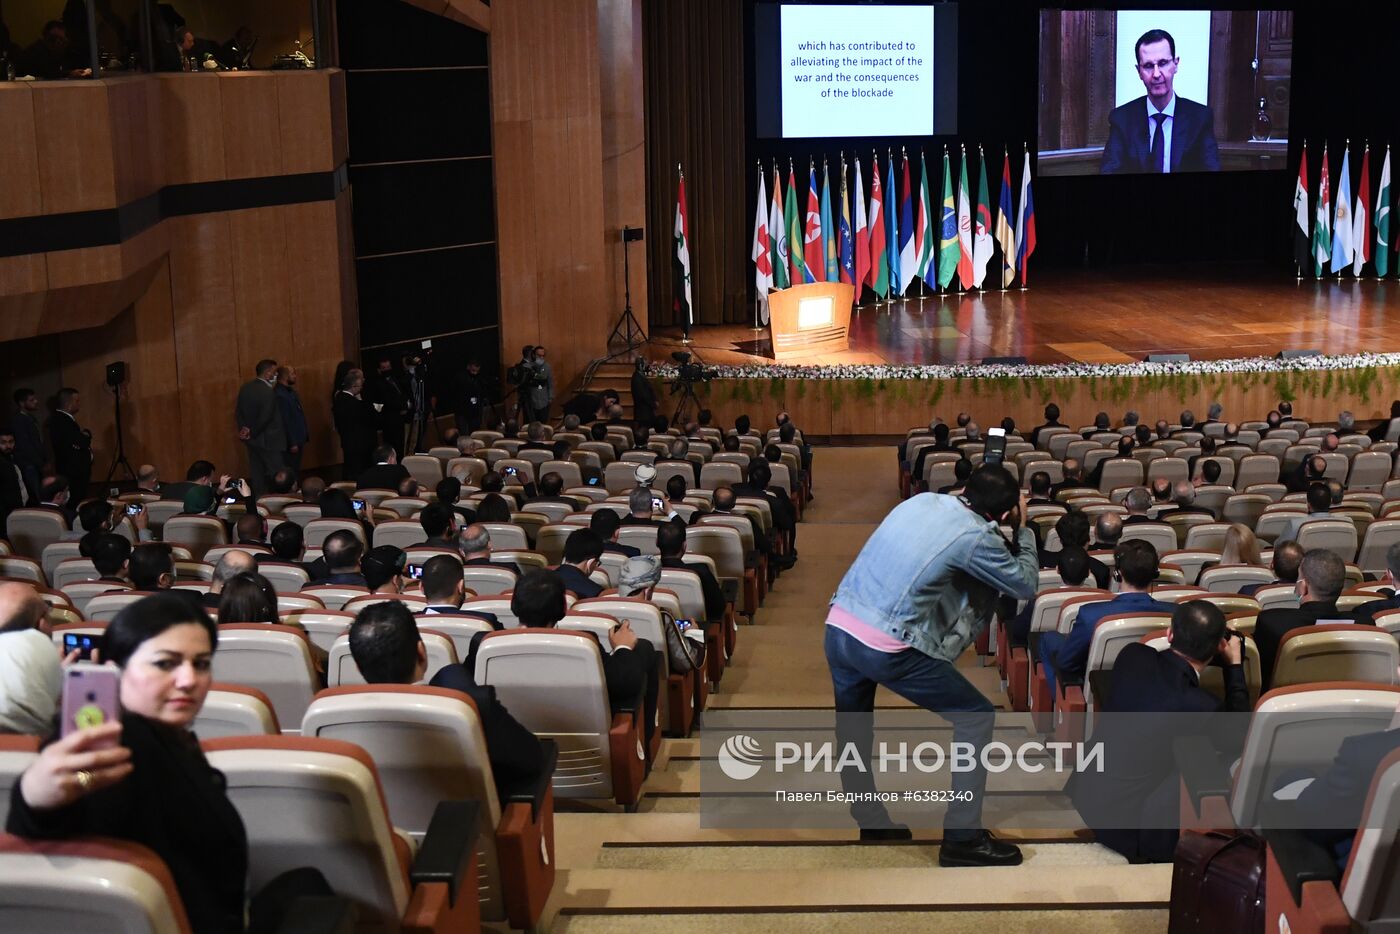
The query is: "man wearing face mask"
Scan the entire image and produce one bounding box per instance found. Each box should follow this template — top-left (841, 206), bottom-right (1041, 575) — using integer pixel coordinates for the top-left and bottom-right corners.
top-left (366, 356), bottom-right (410, 462)
top-left (526, 346), bottom-right (553, 423)
top-left (401, 352), bottom-right (431, 452)
top-left (824, 465), bottom-right (1037, 865)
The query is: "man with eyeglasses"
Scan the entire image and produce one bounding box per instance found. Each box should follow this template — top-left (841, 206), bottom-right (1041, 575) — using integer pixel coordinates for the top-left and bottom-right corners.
top-left (1101, 28), bottom-right (1219, 175)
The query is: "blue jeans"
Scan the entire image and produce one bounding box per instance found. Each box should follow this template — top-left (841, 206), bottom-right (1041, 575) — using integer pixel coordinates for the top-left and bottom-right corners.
top-left (824, 625), bottom-right (995, 841)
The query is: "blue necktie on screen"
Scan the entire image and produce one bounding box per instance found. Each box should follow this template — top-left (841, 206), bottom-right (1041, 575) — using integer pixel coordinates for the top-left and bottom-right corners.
top-left (1151, 113), bottom-right (1167, 173)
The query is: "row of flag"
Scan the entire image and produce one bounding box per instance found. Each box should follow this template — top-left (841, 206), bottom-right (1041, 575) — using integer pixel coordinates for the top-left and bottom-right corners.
top-left (1293, 141), bottom-right (1393, 277)
top-left (744, 147), bottom-right (1036, 321)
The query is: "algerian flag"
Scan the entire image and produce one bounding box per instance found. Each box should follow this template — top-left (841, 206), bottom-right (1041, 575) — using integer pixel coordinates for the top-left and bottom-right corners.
top-left (971, 149), bottom-right (993, 289)
top-left (1377, 147), bottom-right (1392, 278)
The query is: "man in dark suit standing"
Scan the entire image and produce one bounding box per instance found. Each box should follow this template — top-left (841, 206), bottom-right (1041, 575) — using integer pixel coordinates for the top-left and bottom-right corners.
top-left (1255, 549), bottom-right (1359, 690)
top-left (333, 369), bottom-right (377, 480)
top-left (630, 358), bottom-right (657, 430)
top-left (1100, 29), bottom-right (1220, 175)
top-left (275, 365), bottom-right (309, 478)
top-left (366, 356), bottom-right (410, 462)
top-left (1071, 600), bottom-right (1248, 862)
top-left (46, 387), bottom-right (91, 508)
top-left (235, 359), bottom-right (286, 498)
top-left (11, 388), bottom-right (43, 505)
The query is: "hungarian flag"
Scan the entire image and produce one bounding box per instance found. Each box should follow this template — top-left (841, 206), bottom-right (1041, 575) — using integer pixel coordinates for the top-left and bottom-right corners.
top-left (1293, 145), bottom-right (1311, 272)
top-left (853, 156), bottom-right (870, 298)
top-left (971, 148), bottom-right (993, 289)
top-left (1015, 148), bottom-right (1037, 286)
top-left (785, 162), bottom-right (804, 285)
top-left (995, 149), bottom-right (1017, 288)
top-left (936, 148), bottom-right (958, 289)
top-left (1353, 145), bottom-right (1371, 276)
top-left (1330, 145), bottom-right (1354, 273)
top-left (915, 152), bottom-right (934, 285)
top-left (751, 165), bottom-right (772, 323)
top-left (869, 152), bottom-right (888, 298)
top-left (897, 153), bottom-right (916, 295)
top-left (838, 158), bottom-right (854, 286)
top-left (956, 148), bottom-right (973, 289)
top-left (1378, 147), bottom-right (1392, 277)
top-left (674, 166), bottom-right (692, 326)
top-left (885, 155), bottom-right (900, 296)
top-left (1313, 148), bottom-right (1331, 276)
top-left (821, 162), bottom-right (838, 282)
top-left (803, 164), bottom-right (822, 283)
top-left (769, 164), bottom-right (789, 290)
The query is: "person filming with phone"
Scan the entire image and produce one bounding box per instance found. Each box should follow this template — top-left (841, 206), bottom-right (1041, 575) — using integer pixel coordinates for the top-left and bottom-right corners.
top-left (824, 463), bottom-right (1037, 865)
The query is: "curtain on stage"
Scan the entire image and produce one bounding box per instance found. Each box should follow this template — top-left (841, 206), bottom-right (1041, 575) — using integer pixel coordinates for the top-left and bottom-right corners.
top-left (642, 0), bottom-right (748, 327)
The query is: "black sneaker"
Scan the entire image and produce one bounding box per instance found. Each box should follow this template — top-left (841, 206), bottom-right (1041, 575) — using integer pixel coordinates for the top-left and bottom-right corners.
top-left (858, 824), bottom-right (913, 842)
top-left (938, 831), bottom-right (1023, 867)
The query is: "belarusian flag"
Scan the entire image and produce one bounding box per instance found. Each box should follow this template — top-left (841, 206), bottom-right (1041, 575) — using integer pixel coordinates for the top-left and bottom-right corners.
top-left (751, 164), bottom-right (772, 324)
top-left (971, 147), bottom-right (993, 289)
top-left (838, 158), bottom-right (854, 286)
top-left (1378, 147), bottom-right (1392, 277)
top-left (897, 153), bottom-right (916, 295)
top-left (853, 156), bottom-right (870, 298)
top-left (1293, 145), bottom-right (1311, 272)
top-left (1313, 148), bottom-right (1331, 276)
top-left (956, 147), bottom-right (973, 289)
top-left (936, 147), bottom-right (958, 289)
top-left (1330, 144), bottom-right (1354, 273)
top-left (674, 166), bottom-right (692, 326)
top-left (769, 164), bottom-right (789, 290)
top-left (915, 152), bottom-right (934, 285)
top-left (803, 163), bottom-right (822, 283)
top-left (869, 152), bottom-right (888, 298)
top-left (785, 161), bottom-right (804, 285)
top-left (995, 149), bottom-right (1017, 288)
top-left (1353, 145), bottom-right (1371, 276)
top-left (1015, 148), bottom-right (1036, 286)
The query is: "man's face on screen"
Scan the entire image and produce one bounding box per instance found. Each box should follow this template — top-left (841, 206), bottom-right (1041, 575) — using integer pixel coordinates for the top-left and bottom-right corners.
top-left (1136, 39), bottom-right (1177, 103)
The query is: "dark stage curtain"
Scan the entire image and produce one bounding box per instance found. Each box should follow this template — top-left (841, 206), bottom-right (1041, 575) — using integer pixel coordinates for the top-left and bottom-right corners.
top-left (642, 0), bottom-right (748, 327)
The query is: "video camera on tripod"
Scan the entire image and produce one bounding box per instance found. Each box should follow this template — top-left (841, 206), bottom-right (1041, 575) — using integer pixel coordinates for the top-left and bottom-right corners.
top-left (669, 351), bottom-right (716, 392)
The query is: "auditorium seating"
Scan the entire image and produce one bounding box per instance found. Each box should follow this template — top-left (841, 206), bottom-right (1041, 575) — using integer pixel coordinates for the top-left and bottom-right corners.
top-left (210, 624), bottom-right (320, 732)
top-left (193, 684), bottom-right (281, 738)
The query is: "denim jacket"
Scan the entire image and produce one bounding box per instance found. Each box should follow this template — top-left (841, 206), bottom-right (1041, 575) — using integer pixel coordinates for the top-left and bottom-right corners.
top-left (831, 493), bottom-right (1038, 662)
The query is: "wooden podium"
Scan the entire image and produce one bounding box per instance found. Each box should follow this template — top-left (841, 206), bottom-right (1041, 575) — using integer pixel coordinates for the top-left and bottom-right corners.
top-left (766, 281), bottom-right (854, 361)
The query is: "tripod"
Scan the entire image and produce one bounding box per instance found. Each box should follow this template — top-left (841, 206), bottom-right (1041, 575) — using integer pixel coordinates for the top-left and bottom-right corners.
top-left (104, 383), bottom-right (136, 484)
top-left (670, 379), bottom-right (704, 425)
top-left (606, 226), bottom-right (648, 356)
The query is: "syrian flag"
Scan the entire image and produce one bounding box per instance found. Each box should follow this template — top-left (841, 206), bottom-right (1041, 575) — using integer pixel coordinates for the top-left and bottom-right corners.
top-left (752, 165), bottom-right (772, 324)
top-left (1313, 148), bottom-right (1331, 276)
top-left (1378, 147), bottom-right (1392, 278)
top-left (674, 166), bottom-right (692, 327)
top-left (971, 148), bottom-right (993, 289)
top-left (1330, 144), bottom-right (1354, 273)
top-left (1353, 145), bottom-right (1371, 277)
top-left (995, 149), bottom-right (1017, 288)
top-left (838, 158), bottom-right (855, 286)
top-left (956, 148), bottom-right (973, 289)
top-left (1015, 148), bottom-right (1037, 286)
top-left (1293, 145), bottom-right (1311, 272)
top-left (853, 156), bottom-right (870, 299)
top-left (916, 151), bottom-right (934, 285)
top-left (897, 153), bottom-right (917, 295)
top-left (769, 164), bottom-right (789, 290)
top-left (869, 152), bottom-right (888, 298)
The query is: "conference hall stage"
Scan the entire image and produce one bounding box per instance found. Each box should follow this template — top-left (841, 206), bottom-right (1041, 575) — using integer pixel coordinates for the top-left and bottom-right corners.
top-left (634, 265), bottom-right (1400, 439)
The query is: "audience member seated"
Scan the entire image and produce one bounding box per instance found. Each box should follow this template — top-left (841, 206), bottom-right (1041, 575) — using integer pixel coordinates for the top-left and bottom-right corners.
top-left (554, 529), bottom-right (605, 598)
top-left (529, 472), bottom-right (583, 511)
top-left (6, 593), bottom-right (333, 930)
top-left (1071, 600), bottom-right (1248, 863)
top-left (657, 438), bottom-right (699, 485)
top-left (181, 480), bottom-right (251, 522)
top-left (310, 531), bottom-right (368, 587)
top-left (1147, 478), bottom-right (1173, 512)
top-left (1030, 403), bottom-right (1064, 447)
top-left (35, 476), bottom-right (71, 516)
top-left (256, 521), bottom-right (314, 575)
top-left (70, 498), bottom-right (152, 546)
top-left (1218, 524), bottom-right (1263, 567)
top-left (418, 554), bottom-right (499, 630)
top-left (418, 503), bottom-right (458, 548)
top-left (1087, 438), bottom-right (1136, 488)
top-left (621, 487), bottom-right (664, 528)
top-left (1037, 540), bottom-right (1173, 698)
top-left (1255, 548), bottom-right (1356, 689)
top-left (1353, 542), bottom-right (1400, 625)
top-left (475, 493), bottom-right (515, 524)
top-left (1286, 453), bottom-right (1329, 494)
top-left (127, 543), bottom-right (178, 593)
top-left (712, 487), bottom-right (775, 567)
top-left (0, 583), bottom-right (59, 734)
top-left (1241, 540), bottom-right (1304, 596)
top-left (1094, 513), bottom-right (1124, 550)
top-left (1026, 472), bottom-right (1057, 507)
top-left (519, 422), bottom-right (553, 453)
top-left (318, 488), bottom-right (374, 537)
top-left (734, 460), bottom-right (798, 557)
top-left (1158, 480), bottom-right (1215, 521)
top-left (301, 476), bottom-right (326, 504)
top-left (511, 569), bottom-right (658, 742)
top-left (657, 521), bottom-right (726, 625)
top-left (1009, 546), bottom-right (1092, 647)
top-left (435, 477), bottom-right (476, 525)
top-left (201, 550), bottom-right (258, 611)
top-left (458, 523), bottom-right (523, 577)
top-left (1276, 482), bottom-right (1334, 544)
top-left (158, 460), bottom-right (219, 504)
top-left (665, 476), bottom-right (690, 511)
top-left (89, 533), bottom-right (133, 584)
top-left (592, 509), bottom-right (639, 557)
top-left (1051, 458), bottom-right (1095, 498)
top-left (357, 444), bottom-right (411, 491)
top-left (347, 601), bottom-right (544, 799)
top-left (1171, 409), bottom-right (1198, 436)
top-left (1082, 412), bottom-right (1112, 439)
top-left (911, 423), bottom-right (955, 485)
top-left (938, 458), bottom-right (974, 495)
top-left (361, 546), bottom-right (407, 595)
top-left (1040, 512), bottom-right (1110, 588)
top-left (1368, 400), bottom-right (1400, 442)
top-left (267, 468), bottom-right (298, 496)
top-left (1121, 487), bottom-right (1154, 524)
top-left (216, 572), bottom-right (279, 625)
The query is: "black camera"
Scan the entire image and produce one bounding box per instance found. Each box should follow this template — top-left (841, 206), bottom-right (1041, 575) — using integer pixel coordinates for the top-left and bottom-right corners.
top-left (671, 351), bottom-right (715, 384)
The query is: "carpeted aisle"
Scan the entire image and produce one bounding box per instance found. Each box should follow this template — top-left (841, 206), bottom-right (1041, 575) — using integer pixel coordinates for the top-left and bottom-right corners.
top-left (546, 447), bottom-right (1171, 932)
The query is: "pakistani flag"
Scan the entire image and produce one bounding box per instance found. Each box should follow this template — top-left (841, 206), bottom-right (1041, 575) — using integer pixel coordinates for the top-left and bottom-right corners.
top-left (936, 148), bottom-right (958, 289)
top-left (1378, 147), bottom-right (1392, 278)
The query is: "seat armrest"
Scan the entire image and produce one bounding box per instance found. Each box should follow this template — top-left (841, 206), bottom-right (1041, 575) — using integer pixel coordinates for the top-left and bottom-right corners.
top-left (275, 896), bottom-right (358, 934)
top-left (1263, 829), bottom-right (1341, 905)
top-left (1174, 734), bottom-right (1233, 807)
top-left (608, 711), bottom-right (645, 807)
top-left (411, 800), bottom-right (482, 907)
top-left (506, 740), bottom-right (559, 822)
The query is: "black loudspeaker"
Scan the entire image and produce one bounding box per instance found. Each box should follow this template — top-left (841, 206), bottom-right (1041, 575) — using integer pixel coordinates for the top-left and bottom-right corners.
top-left (1144, 353), bottom-right (1191, 363)
top-left (981, 356), bottom-right (1028, 366)
top-left (1276, 349), bottom-right (1321, 359)
top-left (105, 361), bottom-right (127, 387)
top-left (622, 225), bottom-right (645, 242)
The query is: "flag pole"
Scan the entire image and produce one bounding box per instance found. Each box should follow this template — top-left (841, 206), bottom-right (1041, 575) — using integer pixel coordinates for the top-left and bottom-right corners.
top-left (1297, 139), bottom-right (1304, 282)
top-left (1000, 145), bottom-right (1010, 294)
top-left (958, 142), bottom-right (966, 296)
top-left (917, 148), bottom-right (926, 308)
top-left (1337, 139), bottom-right (1348, 280)
top-left (679, 162), bottom-right (693, 344)
top-left (754, 161), bottom-right (764, 332)
top-left (1019, 141), bottom-right (1030, 292)
top-left (883, 146), bottom-right (892, 312)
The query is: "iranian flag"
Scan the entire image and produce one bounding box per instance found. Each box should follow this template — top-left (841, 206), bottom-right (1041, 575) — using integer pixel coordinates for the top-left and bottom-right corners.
top-left (674, 166), bottom-right (692, 327)
top-left (956, 147), bottom-right (973, 289)
top-left (1353, 145), bottom-right (1371, 276)
top-left (971, 147), bottom-right (993, 289)
top-left (1293, 145), bottom-right (1310, 272)
top-left (1313, 148), bottom-right (1331, 276)
top-left (853, 155), bottom-right (870, 299)
top-left (751, 164), bottom-right (772, 323)
top-left (1378, 147), bottom-right (1392, 278)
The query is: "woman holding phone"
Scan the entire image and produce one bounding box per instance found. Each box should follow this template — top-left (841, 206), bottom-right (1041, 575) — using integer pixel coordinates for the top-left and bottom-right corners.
top-left (6, 593), bottom-right (328, 933)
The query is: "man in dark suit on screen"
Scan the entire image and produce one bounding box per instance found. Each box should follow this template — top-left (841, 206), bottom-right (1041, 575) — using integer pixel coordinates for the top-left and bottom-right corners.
top-left (1100, 29), bottom-right (1220, 175)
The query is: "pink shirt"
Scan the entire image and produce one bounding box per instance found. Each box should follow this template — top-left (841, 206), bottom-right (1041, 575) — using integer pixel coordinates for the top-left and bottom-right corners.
top-left (825, 604), bottom-right (911, 653)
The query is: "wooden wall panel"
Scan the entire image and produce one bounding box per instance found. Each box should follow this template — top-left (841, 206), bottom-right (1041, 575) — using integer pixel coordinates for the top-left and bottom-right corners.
top-left (597, 0), bottom-right (648, 345)
top-left (221, 73), bottom-right (285, 180)
top-left (31, 82), bottom-right (118, 214)
top-left (227, 207), bottom-right (294, 378)
top-left (0, 255), bottom-right (48, 299)
top-left (44, 246), bottom-right (123, 291)
top-left (0, 84), bottom-right (42, 220)
top-left (328, 69), bottom-right (350, 166)
top-left (276, 70), bottom-right (336, 175)
top-left (159, 75), bottom-right (228, 185)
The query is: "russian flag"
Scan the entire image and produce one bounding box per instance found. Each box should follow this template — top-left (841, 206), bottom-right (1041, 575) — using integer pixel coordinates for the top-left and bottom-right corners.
top-left (1015, 149), bottom-right (1036, 286)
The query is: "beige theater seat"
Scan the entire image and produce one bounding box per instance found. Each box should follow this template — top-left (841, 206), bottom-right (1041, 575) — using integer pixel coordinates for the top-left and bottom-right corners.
top-left (1271, 625), bottom-right (1400, 688)
top-left (281, 504), bottom-right (322, 527)
top-left (1057, 612), bottom-right (1173, 744)
top-left (85, 590), bottom-right (150, 622)
top-left (5, 508), bottom-right (68, 560)
top-left (413, 614), bottom-right (495, 660)
top-left (40, 540), bottom-right (82, 581)
top-left (474, 628), bottom-right (646, 807)
top-left (160, 516), bottom-right (227, 561)
top-left (462, 565), bottom-right (518, 597)
top-left (256, 562), bottom-right (310, 593)
top-left (281, 609), bottom-right (355, 654)
top-left (343, 593), bottom-right (428, 616)
top-left (210, 624), bottom-right (319, 733)
top-left (302, 685), bottom-right (557, 929)
top-left (1199, 564), bottom-right (1275, 594)
top-left (203, 735), bottom-right (482, 933)
top-left (193, 683), bottom-right (280, 738)
top-left (534, 525), bottom-right (571, 565)
top-left (0, 735), bottom-right (41, 830)
top-left (300, 584), bottom-right (370, 611)
top-left (304, 518), bottom-right (367, 549)
top-left (371, 520), bottom-right (425, 550)
top-left (575, 596), bottom-right (695, 740)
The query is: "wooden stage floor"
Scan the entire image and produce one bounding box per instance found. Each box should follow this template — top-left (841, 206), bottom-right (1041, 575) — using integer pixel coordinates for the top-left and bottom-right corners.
top-left (645, 265), bottom-right (1400, 367)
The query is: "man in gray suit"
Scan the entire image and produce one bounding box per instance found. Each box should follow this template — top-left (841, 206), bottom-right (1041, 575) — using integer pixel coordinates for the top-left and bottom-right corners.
top-left (235, 358), bottom-right (287, 498)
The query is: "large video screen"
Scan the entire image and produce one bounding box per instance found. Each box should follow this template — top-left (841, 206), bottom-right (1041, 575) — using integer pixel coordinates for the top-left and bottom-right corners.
top-left (1037, 10), bottom-right (1294, 176)
top-left (753, 2), bottom-right (958, 139)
